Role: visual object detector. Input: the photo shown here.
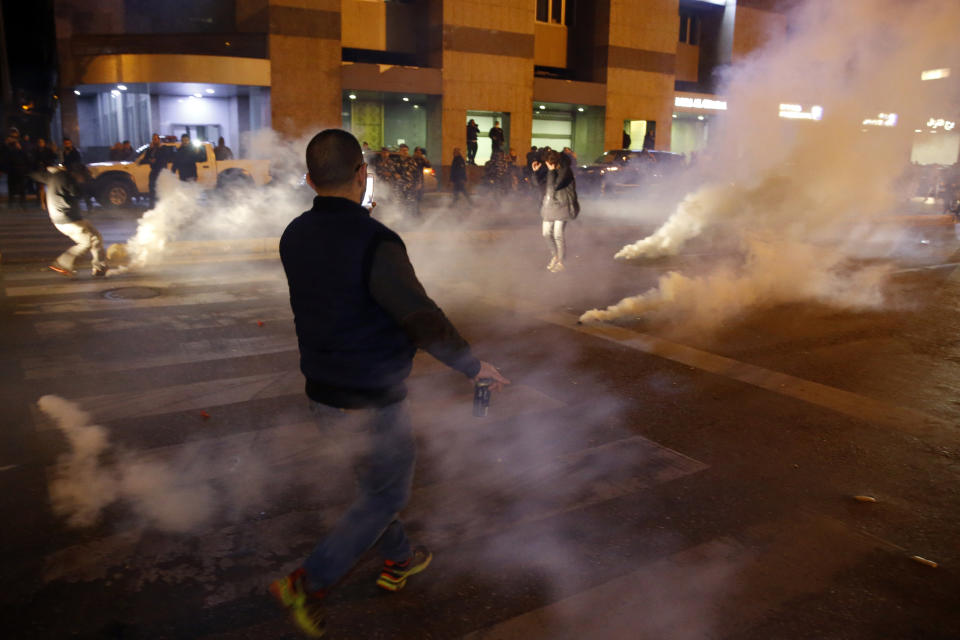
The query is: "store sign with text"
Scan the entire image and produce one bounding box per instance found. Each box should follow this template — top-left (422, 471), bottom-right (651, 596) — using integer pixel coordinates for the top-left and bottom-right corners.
top-left (926, 118), bottom-right (956, 131)
top-left (674, 96), bottom-right (727, 111)
top-left (862, 113), bottom-right (898, 127)
top-left (779, 103), bottom-right (823, 121)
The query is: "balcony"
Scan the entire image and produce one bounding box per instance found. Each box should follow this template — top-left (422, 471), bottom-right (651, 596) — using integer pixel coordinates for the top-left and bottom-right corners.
top-left (69, 33), bottom-right (268, 60)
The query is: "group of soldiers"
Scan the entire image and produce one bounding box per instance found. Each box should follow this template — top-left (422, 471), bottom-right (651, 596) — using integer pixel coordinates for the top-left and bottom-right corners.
top-left (367, 143), bottom-right (431, 216)
top-left (358, 137), bottom-right (580, 214)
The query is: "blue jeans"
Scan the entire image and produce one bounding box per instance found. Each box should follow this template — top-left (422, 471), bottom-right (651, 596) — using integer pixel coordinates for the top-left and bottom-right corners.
top-left (303, 400), bottom-right (416, 591)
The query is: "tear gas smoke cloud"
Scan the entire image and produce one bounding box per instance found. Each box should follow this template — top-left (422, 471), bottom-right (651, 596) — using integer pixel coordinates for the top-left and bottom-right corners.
top-left (583, 0), bottom-right (960, 327)
top-left (38, 395), bottom-right (272, 533)
top-left (116, 130), bottom-right (315, 269)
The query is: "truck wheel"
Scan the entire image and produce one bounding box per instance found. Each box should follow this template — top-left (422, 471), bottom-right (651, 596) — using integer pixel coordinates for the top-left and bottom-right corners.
top-left (98, 178), bottom-right (134, 208)
top-left (217, 171), bottom-right (254, 190)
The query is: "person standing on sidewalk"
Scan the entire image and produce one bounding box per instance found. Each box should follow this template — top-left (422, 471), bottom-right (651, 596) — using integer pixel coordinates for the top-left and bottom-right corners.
top-left (30, 165), bottom-right (108, 277)
top-left (272, 129), bottom-right (509, 638)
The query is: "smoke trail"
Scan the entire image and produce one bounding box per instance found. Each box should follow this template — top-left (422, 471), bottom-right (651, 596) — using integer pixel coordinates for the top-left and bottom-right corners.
top-left (583, 237), bottom-right (891, 328)
top-left (585, 0), bottom-right (960, 326)
top-left (38, 395), bottom-right (270, 533)
top-left (114, 130), bottom-right (315, 269)
top-left (39, 395), bottom-right (119, 528)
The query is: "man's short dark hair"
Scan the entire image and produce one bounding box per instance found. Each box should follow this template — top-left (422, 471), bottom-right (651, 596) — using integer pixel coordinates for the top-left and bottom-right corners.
top-left (306, 129), bottom-right (363, 188)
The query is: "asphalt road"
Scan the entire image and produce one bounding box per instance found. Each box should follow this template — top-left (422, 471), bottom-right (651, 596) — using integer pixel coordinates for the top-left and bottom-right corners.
top-left (1, 198), bottom-right (959, 639)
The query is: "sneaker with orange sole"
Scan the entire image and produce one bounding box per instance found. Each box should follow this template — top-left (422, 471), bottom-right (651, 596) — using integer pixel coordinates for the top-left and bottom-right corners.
top-left (268, 568), bottom-right (326, 638)
top-left (376, 546), bottom-right (432, 592)
top-left (48, 264), bottom-right (76, 278)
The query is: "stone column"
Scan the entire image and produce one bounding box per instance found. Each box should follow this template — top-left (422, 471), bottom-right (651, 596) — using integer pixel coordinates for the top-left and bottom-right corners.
top-left (602, 0), bottom-right (678, 151)
top-left (264, 0), bottom-right (342, 139)
top-left (439, 1), bottom-right (535, 170)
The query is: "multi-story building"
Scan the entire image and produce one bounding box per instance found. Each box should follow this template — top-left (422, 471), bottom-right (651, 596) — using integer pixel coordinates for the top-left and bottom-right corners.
top-left (51, 0), bottom-right (797, 170)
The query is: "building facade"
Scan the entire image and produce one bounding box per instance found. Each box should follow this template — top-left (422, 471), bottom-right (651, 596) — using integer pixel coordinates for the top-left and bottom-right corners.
top-left (53, 0), bottom-right (795, 169)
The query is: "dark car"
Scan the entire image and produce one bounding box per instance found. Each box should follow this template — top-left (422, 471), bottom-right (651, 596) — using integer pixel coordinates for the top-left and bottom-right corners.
top-left (578, 149), bottom-right (686, 195)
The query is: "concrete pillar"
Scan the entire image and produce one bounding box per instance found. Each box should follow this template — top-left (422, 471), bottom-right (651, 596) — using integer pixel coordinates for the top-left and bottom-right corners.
top-left (602, 0), bottom-right (678, 151)
top-left (59, 92), bottom-right (79, 149)
top-left (265, 0), bottom-right (342, 139)
top-left (425, 94), bottom-right (443, 183)
top-left (439, 0), bottom-right (535, 170)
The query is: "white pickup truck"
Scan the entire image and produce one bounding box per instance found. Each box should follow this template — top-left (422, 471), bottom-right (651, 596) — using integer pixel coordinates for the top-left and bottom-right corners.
top-left (86, 140), bottom-right (271, 208)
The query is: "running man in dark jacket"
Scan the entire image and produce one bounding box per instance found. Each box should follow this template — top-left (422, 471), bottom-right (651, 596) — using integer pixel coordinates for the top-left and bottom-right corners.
top-left (270, 129), bottom-right (509, 638)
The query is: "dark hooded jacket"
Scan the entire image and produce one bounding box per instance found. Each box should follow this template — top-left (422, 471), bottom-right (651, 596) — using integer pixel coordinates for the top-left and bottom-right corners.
top-left (537, 157), bottom-right (579, 222)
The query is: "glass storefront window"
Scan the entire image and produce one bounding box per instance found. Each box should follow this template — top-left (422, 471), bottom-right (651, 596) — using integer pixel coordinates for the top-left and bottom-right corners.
top-left (344, 91), bottom-right (434, 154)
top-left (72, 83), bottom-right (269, 161)
top-left (671, 112), bottom-right (711, 156)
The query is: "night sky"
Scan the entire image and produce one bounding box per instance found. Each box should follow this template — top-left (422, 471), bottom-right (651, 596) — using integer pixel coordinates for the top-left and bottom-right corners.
top-left (3, 0), bottom-right (56, 95)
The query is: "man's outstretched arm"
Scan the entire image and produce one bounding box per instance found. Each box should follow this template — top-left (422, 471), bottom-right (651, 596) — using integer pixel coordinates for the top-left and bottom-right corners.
top-left (368, 240), bottom-right (509, 388)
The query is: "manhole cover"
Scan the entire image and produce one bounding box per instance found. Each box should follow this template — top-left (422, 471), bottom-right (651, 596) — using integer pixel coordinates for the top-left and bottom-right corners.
top-left (103, 287), bottom-right (163, 300)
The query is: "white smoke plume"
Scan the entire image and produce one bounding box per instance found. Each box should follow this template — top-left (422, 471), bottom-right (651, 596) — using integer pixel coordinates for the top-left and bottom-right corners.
top-left (38, 394), bottom-right (267, 533)
top-left (584, 0), bottom-right (960, 326)
top-left (39, 395), bottom-right (120, 528)
top-left (116, 129), bottom-right (315, 269)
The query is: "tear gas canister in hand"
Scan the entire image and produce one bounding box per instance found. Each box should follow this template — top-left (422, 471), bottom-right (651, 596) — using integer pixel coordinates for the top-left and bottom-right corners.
top-left (473, 378), bottom-right (493, 417)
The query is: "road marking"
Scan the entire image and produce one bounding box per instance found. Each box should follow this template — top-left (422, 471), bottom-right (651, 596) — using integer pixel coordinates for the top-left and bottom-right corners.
top-left (3, 269), bottom-right (283, 297)
top-left (553, 311), bottom-right (953, 439)
top-left (461, 509), bottom-right (891, 640)
top-left (444, 285), bottom-right (955, 441)
top-left (21, 334), bottom-right (298, 379)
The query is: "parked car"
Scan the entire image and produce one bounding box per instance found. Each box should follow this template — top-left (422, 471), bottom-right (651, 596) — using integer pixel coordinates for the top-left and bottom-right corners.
top-left (578, 149), bottom-right (686, 195)
top-left (86, 137), bottom-right (271, 208)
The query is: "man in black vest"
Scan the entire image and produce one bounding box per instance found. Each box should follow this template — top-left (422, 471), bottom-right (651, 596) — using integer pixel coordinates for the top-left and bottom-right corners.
top-left (271, 129), bottom-right (508, 638)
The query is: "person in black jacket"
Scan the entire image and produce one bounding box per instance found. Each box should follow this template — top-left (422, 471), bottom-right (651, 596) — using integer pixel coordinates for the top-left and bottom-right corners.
top-left (60, 138), bottom-right (95, 210)
top-left (270, 129), bottom-right (509, 638)
top-left (3, 128), bottom-right (29, 209)
top-left (489, 120), bottom-right (504, 157)
top-left (449, 147), bottom-right (471, 206)
top-left (140, 133), bottom-right (168, 207)
top-left (33, 138), bottom-right (58, 211)
top-left (466, 118), bottom-right (479, 165)
top-left (532, 149), bottom-right (579, 272)
top-left (61, 138), bottom-right (83, 170)
top-left (172, 133), bottom-right (203, 181)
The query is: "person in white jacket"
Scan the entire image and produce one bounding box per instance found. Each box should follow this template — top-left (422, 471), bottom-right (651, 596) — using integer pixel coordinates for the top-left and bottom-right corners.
top-left (30, 166), bottom-right (108, 277)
